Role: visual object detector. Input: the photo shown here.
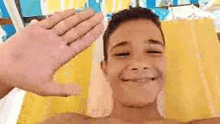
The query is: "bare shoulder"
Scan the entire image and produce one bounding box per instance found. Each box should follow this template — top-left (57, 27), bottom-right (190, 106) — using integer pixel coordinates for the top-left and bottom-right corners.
top-left (185, 117), bottom-right (220, 124)
top-left (39, 113), bottom-right (91, 124)
top-left (160, 119), bottom-right (180, 124)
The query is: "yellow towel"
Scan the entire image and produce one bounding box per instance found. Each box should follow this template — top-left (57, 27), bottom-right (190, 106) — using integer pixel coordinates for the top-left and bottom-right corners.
top-left (162, 19), bottom-right (220, 122)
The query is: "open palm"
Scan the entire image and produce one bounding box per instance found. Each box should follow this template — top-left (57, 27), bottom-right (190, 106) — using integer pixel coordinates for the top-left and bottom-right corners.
top-left (0, 8), bottom-right (104, 97)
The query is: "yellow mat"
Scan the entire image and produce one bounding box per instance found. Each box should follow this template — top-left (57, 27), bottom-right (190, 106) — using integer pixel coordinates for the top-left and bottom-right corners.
top-left (162, 19), bottom-right (220, 122)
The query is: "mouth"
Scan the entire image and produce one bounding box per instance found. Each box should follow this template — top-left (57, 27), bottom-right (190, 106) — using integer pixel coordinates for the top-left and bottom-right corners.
top-left (121, 78), bottom-right (157, 84)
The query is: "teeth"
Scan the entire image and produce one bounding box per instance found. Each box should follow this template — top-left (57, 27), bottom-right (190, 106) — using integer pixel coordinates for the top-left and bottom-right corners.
top-left (122, 78), bottom-right (156, 84)
top-left (133, 78), bottom-right (149, 83)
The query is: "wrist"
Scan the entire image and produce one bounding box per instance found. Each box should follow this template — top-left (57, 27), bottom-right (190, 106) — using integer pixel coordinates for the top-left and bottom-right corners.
top-left (0, 42), bottom-right (14, 99)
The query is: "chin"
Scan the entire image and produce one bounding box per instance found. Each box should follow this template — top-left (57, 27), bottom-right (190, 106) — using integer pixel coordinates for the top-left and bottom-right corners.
top-left (120, 94), bottom-right (158, 108)
top-left (112, 79), bottom-right (162, 108)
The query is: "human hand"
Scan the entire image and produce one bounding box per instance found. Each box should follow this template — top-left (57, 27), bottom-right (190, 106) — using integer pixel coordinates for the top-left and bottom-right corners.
top-left (0, 8), bottom-right (104, 97)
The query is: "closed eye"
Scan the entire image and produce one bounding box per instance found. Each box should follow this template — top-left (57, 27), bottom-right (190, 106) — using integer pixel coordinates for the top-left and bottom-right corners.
top-left (115, 53), bottom-right (130, 57)
top-left (147, 51), bottom-right (162, 54)
top-left (115, 53), bottom-right (130, 56)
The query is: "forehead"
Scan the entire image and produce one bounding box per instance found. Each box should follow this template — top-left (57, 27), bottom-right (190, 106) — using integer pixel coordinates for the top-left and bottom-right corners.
top-left (108, 19), bottom-right (163, 48)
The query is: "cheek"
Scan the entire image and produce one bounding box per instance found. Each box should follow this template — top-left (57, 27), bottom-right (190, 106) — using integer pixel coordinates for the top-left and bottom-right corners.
top-left (105, 59), bottom-right (128, 91)
top-left (153, 56), bottom-right (166, 86)
top-left (153, 56), bottom-right (166, 73)
top-left (106, 59), bottom-right (126, 78)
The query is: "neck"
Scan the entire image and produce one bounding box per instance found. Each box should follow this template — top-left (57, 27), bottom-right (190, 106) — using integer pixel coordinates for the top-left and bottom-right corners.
top-left (109, 99), bottom-right (163, 123)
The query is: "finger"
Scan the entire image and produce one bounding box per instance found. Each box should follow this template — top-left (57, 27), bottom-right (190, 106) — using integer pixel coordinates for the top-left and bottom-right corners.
top-left (56, 23), bottom-right (104, 67)
top-left (36, 82), bottom-right (82, 97)
top-left (52, 9), bottom-right (95, 36)
top-left (62, 13), bottom-right (104, 44)
top-left (68, 23), bottom-right (104, 56)
top-left (30, 19), bottom-right (39, 24)
top-left (39, 8), bottom-right (75, 29)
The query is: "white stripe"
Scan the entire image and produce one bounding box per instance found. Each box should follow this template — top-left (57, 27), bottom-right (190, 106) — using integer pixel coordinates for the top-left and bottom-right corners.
top-left (190, 20), bottom-right (218, 117)
top-left (118, 0), bottom-right (122, 10)
top-left (3, 0), bottom-right (24, 32)
top-left (139, 0), bottom-right (146, 7)
top-left (61, 0), bottom-right (65, 11)
top-left (101, 0), bottom-right (105, 12)
top-left (86, 0), bottom-right (89, 8)
top-left (156, 0), bottom-right (159, 7)
top-left (101, 0), bottom-right (108, 22)
top-left (68, 0), bottom-right (74, 9)
top-left (40, 0), bottom-right (47, 15)
top-left (0, 88), bottom-right (26, 124)
top-left (112, 0), bottom-right (116, 12)
top-left (131, 0), bottom-right (136, 7)
top-left (9, 89), bottom-right (26, 124)
top-left (87, 21), bottom-right (113, 117)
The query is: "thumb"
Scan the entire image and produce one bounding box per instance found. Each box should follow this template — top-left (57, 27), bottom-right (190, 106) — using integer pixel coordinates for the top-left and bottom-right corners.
top-left (38, 82), bottom-right (82, 97)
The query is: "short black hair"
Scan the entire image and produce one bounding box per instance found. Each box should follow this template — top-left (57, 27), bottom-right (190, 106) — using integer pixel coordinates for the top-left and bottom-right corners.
top-left (103, 6), bottom-right (165, 61)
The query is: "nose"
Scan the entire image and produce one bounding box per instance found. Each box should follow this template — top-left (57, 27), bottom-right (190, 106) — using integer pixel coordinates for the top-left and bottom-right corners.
top-left (127, 62), bottom-right (151, 71)
top-left (120, 62), bottom-right (156, 79)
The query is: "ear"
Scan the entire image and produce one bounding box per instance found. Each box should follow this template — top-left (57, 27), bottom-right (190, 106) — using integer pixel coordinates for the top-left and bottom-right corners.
top-left (100, 60), bottom-right (107, 76)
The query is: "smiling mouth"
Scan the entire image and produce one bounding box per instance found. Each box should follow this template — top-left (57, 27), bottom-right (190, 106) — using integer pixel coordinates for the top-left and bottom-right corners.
top-left (122, 78), bottom-right (156, 84)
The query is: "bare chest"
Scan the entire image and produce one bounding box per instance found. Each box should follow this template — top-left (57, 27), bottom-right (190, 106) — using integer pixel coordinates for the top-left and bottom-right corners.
top-left (87, 118), bottom-right (180, 124)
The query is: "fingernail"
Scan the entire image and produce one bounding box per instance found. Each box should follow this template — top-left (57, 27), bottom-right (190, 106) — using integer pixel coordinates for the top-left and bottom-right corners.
top-left (31, 19), bottom-right (38, 24)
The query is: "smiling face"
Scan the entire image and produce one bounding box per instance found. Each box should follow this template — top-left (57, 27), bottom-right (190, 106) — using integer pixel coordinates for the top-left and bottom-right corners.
top-left (101, 19), bottom-right (166, 107)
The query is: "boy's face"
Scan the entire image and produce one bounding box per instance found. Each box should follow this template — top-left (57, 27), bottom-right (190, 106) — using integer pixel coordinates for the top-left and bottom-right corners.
top-left (101, 19), bottom-right (166, 107)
